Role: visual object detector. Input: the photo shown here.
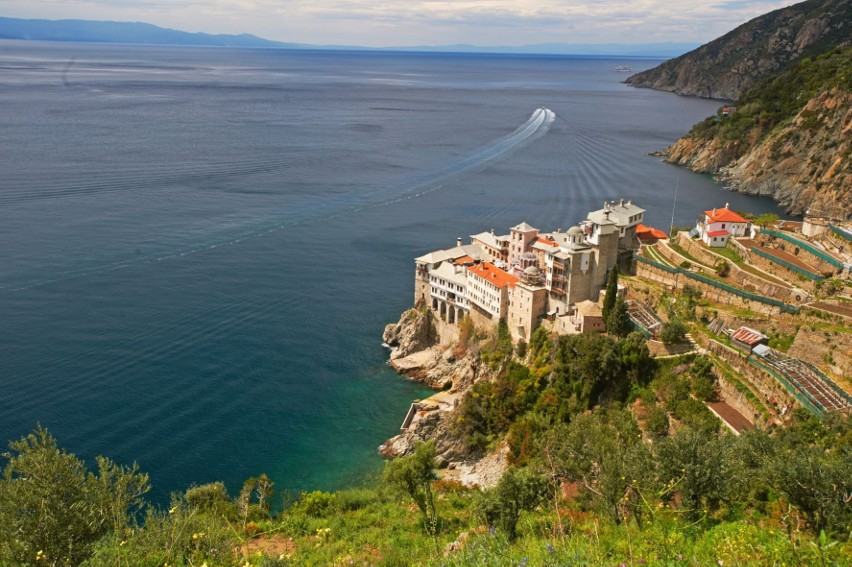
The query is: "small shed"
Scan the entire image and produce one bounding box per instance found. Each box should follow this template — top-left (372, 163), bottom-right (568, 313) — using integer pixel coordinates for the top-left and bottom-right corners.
top-left (731, 326), bottom-right (768, 354)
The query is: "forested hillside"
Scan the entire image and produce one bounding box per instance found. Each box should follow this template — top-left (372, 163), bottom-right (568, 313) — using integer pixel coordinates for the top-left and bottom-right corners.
top-left (664, 46), bottom-right (851, 218)
top-left (625, 0), bottom-right (851, 100)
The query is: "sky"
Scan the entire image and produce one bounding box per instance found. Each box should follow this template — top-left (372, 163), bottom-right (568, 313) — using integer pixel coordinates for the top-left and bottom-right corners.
top-left (2, 0), bottom-right (804, 47)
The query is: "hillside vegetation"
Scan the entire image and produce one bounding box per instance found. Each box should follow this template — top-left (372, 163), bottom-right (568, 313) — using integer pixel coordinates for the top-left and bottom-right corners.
top-left (664, 46), bottom-right (851, 218)
top-left (625, 0), bottom-right (852, 100)
top-left (2, 328), bottom-right (850, 565)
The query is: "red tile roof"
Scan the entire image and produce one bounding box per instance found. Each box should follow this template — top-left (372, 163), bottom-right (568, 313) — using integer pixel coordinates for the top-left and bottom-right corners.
top-left (705, 207), bottom-right (749, 224)
top-left (536, 237), bottom-right (558, 246)
top-left (636, 224), bottom-right (668, 239)
top-left (731, 326), bottom-right (767, 346)
top-left (453, 255), bottom-right (476, 265)
top-left (707, 230), bottom-right (730, 237)
top-left (467, 262), bottom-right (519, 289)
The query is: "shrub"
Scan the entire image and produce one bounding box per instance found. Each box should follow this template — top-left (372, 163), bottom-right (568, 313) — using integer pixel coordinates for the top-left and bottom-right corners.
top-left (660, 318), bottom-right (688, 345)
top-left (296, 490), bottom-right (338, 517)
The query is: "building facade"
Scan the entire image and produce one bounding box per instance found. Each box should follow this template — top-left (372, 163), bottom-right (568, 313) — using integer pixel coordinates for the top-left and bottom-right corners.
top-left (696, 204), bottom-right (751, 248)
top-left (412, 200), bottom-right (645, 340)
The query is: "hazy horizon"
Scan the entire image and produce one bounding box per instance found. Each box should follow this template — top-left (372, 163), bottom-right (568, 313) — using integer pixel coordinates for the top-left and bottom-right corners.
top-left (3, 1), bottom-right (802, 49)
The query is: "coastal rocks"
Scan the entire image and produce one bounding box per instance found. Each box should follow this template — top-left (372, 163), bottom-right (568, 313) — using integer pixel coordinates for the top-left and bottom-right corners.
top-left (385, 308), bottom-right (480, 391)
top-left (379, 411), bottom-right (439, 458)
top-left (664, 136), bottom-right (745, 174)
top-left (663, 88), bottom-right (852, 219)
top-left (382, 308), bottom-right (509, 488)
top-left (383, 308), bottom-right (438, 360)
top-left (717, 89), bottom-right (852, 217)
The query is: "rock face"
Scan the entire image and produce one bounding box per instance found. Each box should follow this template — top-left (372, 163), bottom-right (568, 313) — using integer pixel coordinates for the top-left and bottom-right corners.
top-left (664, 86), bottom-right (851, 218)
top-left (627, 0), bottom-right (852, 218)
top-left (380, 309), bottom-right (507, 486)
top-left (383, 308), bottom-right (438, 360)
top-left (625, 0), bottom-right (852, 100)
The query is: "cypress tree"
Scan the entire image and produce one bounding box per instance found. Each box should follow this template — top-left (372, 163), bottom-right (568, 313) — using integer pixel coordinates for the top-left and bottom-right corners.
top-left (602, 266), bottom-right (619, 322)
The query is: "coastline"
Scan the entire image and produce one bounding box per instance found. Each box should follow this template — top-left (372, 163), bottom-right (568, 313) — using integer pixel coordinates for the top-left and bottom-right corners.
top-left (379, 308), bottom-right (509, 487)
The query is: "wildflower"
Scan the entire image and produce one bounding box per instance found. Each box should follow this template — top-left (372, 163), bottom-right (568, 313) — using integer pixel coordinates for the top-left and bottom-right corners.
top-left (168, 506), bottom-right (177, 514)
top-left (119, 540), bottom-right (127, 547)
top-left (489, 526), bottom-right (496, 536)
top-left (547, 542), bottom-right (555, 554)
top-left (519, 558), bottom-right (529, 567)
top-left (36, 550), bottom-right (46, 561)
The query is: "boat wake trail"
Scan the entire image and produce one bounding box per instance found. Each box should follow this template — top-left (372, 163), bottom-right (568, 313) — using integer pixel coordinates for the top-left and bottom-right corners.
top-left (390, 107), bottom-right (555, 197)
top-left (335, 107), bottom-right (555, 212)
top-left (2, 108), bottom-right (555, 291)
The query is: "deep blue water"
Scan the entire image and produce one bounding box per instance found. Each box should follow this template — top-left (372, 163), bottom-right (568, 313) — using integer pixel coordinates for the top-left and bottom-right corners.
top-left (0, 41), bottom-right (789, 502)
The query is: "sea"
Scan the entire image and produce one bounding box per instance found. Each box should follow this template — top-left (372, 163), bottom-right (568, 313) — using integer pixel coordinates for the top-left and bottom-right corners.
top-left (0, 41), bottom-right (790, 503)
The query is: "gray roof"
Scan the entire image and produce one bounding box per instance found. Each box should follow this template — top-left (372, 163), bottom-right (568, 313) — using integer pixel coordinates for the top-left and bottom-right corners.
top-left (471, 231), bottom-right (509, 250)
top-left (532, 241), bottom-right (559, 252)
top-left (511, 221), bottom-right (538, 233)
top-left (587, 201), bottom-right (645, 227)
top-left (430, 261), bottom-right (468, 287)
top-left (415, 243), bottom-right (485, 265)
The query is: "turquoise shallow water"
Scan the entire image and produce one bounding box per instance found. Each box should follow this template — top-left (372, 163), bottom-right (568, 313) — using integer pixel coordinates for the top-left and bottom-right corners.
top-left (0, 42), bottom-right (789, 502)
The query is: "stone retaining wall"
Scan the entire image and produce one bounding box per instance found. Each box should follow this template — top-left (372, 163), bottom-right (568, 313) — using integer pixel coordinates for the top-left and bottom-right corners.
top-left (635, 261), bottom-right (781, 316)
top-left (749, 250), bottom-right (820, 292)
top-left (707, 340), bottom-right (794, 419)
top-left (674, 235), bottom-right (800, 302)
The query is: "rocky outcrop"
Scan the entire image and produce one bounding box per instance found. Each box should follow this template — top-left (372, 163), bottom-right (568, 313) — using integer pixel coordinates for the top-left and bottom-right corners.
top-left (626, 0), bottom-right (851, 100)
top-left (380, 309), bottom-right (508, 486)
top-left (383, 308), bottom-right (438, 360)
top-left (664, 87), bottom-right (851, 217)
top-left (717, 89), bottom-right (851, 216)
top-left (389, 346), bottom-right (478, 391)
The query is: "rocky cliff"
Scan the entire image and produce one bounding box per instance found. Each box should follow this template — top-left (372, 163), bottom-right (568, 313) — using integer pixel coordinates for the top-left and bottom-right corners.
top-left (625, 0), bottom-right (851, 100)
top-left (380, 309), bottom-right (508, 487)
top-left (662, 47), bottom-right (851, 218)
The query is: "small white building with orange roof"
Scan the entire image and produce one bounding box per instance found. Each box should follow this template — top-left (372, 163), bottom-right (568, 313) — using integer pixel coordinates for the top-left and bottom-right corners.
top-left (696, 204), bottom-right (751, 248)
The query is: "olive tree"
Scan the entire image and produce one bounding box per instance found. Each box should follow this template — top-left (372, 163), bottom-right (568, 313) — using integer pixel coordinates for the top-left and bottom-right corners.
top-left (0, 426), bottom-right (149, 565)
top-left (384, 441), bottom-right (440, 549)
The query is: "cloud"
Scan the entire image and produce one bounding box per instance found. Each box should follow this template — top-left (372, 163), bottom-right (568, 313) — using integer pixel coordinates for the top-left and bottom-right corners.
top-left (2, 0), bottom-right (803, 46)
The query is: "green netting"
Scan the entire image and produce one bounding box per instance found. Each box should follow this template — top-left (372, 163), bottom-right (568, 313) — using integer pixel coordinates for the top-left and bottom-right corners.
top-left (747, 358), bottom-right (824, 416)
top-left (634, 253), bottom-right (678, 274)
top-left (829, 223), bottom-right (852, 243)
top-left (634, 254), bottom-right (800, 314)
top-left (750, 246), bottom-right (824, 281)
top-left (761, 228), bottom-right (843, 269)
top-left (629, 319), bottom-right (652, 338)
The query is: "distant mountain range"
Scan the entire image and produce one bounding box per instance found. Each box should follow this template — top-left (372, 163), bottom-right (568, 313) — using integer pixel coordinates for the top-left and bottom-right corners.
top-left (0, 17), bottom-right (296, 48)
top-left (0, 17), bottom-right (697, 57)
